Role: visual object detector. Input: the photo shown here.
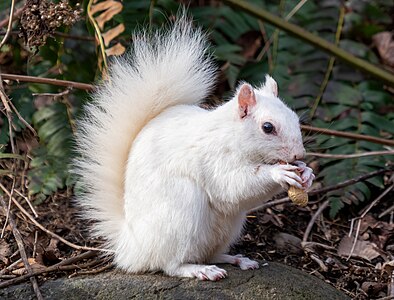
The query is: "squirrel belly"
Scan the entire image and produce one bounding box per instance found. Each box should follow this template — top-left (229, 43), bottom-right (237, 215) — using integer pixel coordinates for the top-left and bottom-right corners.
top-left (74, 14), bottom-right (315, 281)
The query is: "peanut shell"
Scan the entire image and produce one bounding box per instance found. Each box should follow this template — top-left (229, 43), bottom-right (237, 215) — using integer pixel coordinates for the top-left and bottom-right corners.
top-left (288, 170), bottom-right (308, 207)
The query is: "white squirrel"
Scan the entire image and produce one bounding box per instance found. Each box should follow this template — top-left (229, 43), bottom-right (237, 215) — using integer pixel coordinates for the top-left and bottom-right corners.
top-left (75, 16), bottom-right (315, 281)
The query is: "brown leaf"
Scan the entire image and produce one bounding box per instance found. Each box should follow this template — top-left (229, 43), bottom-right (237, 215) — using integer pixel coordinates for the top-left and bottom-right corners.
top-left (373, 32), bottom-right (394, 68)
top-left (382, 260), bottom-right (394, 274)
top-left (274, 232), bottom-right (303, 255)
top-left (102, 23), bottom-right (125, 47)
top-left (105, 43), bottom-right (126, 57)
top-left (337, 235), bottom-right (381, 261)
top-left (90, 1), bottom-right (123, 30)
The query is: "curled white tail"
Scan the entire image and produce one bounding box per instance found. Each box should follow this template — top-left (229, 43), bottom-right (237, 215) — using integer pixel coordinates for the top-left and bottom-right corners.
top-left (74, 16), bottom-right (216, 249)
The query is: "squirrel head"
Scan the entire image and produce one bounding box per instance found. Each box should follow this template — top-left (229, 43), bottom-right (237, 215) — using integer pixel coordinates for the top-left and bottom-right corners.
top-left (235, 75), bottom-right (305, 165)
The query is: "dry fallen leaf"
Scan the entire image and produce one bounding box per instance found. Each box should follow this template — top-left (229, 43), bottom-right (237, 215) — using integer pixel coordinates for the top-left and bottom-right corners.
top-left (373, 32), bottom-right (394, 68)
top-left (274, 232), bottom-right (303, 255)
top-left (337, 235), bottom-right (381, 261)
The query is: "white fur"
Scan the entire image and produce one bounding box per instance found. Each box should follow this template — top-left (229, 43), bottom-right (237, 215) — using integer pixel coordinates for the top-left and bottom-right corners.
top-left (74, 17), bottom-right (314, 280)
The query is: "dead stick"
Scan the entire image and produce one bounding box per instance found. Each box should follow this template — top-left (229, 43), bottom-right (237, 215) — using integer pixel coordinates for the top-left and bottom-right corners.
top-left (301, 124), bottom-right (394, 146)
top-left (0, 251), bottom-right (98, 289)
top-left (0, 196), bottom-right (43, 300)
top-left (0, 182), bottom-right (113, 253)
top-left (307, 150), bottom-right (394, 159)
top-left (302, 199), bottom-right (330, 243)
top-left (1, 73), bottom-right (94, 91)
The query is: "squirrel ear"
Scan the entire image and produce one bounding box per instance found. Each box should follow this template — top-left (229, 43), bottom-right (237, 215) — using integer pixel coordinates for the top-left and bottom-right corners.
top-left (238, 83), bottom-right (256, 118)
top-left (263, 75), bottom-right (278, 97)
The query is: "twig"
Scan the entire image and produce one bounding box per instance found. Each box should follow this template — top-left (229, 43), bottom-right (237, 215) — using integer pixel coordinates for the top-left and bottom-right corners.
top-left (347, 185), bottom-right (394, 260)
top-left (1, 73), bottom-right (94, 91)
top-left (0, 258), bottom-right (22, 275)
top-left (0, 196), bottom-right (43, 300)
top-left (302, 199), bottom-right (330, 243)
top-left (307, 150), bottom-right (394, 159)
top-left (1, 178), bottom-right (15, 238)
top-left (310, 253), bottom-right (328, 272)
top-left (309, 5), bottom-right (345, 118)
top-left (301, 124), bottom-right (394, 146)
top-left (359, 184), bottom-right (394, 218)
top-left (0, 0), bottom-right (16, 49)
top-left (0, 182), bottom-right (114, 253)
top-left (222, 0), bottom-right (394, 86)
top-left (256, 0), bottom-right (307, 63)
top-left (379, 203), bottom-right (394, 219)
top-left (87, 0), bottom-right (108, 72)
top-left (0, 74), bottom-right (15, 153)
top-left (69, 262), bottom-right (114, 277)
top-left (53, 31), bottom-right (95, 41)
top-left (7, 97), bottom-right (37, 136)
top-left (14, 189), bottom-right (38, 218)
top-left (0, 251), bottom-right (98, 288)
top-left (309, 168), bottom-right (390, 195)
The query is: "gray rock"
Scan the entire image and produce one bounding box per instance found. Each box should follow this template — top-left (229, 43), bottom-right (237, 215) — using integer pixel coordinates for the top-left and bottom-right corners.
top-left (0, 262), bottom-right (349, 299)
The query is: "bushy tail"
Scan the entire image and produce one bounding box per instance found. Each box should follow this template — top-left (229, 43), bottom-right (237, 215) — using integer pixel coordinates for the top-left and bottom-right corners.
top-left (74, 16), bottom-right (216, 248)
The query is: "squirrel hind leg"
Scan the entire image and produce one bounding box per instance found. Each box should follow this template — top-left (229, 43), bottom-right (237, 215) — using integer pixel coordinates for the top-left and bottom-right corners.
top-left (211, 254), bottom-right (260, 271)
top-left (165, 264), bottom-right (227, 281)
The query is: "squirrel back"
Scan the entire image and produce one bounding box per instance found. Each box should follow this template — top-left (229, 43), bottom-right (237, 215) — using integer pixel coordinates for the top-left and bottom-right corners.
top-left (74, 16), bottom-right (216, 248)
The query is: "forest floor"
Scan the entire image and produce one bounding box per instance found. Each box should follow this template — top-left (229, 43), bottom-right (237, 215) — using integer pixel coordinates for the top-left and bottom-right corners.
top-left (0, 186), bottom-right (393, 299)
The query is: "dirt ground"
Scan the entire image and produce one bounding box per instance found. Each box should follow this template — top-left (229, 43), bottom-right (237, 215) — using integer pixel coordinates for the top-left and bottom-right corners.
top-left (1, 186), bottom-right (393, 299)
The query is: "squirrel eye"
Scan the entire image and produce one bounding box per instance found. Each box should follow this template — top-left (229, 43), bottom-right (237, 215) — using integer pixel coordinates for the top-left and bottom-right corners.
top-left (262, 122), bottom-right (275, 134)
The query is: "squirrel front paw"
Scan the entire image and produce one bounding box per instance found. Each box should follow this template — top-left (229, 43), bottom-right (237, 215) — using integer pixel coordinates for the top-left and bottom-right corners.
top-left (293, 161), bottom-right (315, 189)
top-left (271, 164), bottom-right (303, 189)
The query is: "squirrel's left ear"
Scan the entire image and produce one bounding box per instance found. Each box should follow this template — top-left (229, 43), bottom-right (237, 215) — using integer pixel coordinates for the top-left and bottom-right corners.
top-left (237, 83), bottom-right (256, 118)
top-left (262, 75), bottom-right (278, 97)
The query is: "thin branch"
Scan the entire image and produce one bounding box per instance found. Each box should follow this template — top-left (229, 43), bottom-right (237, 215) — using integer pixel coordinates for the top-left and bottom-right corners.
top-left (0, 75), bottom-right (15, 153)
top-left (302, 199), bottom-right (330, 243)
top-left (0, 196), bottom-right (43, 300)
top-left (310, 5), bottom-right (345, 118)
top-left (301, 124), bottom-right (394, 146)
top-left (0, 182), bottom-right (114, 253)
top-left (1, 178), bottom-right (15, 238)
top-left (7, 93), bottom-right (37, 136)
top-left (0, 0), bottom-right (16, 49)
top-left (310, 168), bottom-right (391, 195)
top-left (0, 251), bottom-right (98, 288)
top-left (307, 150), bottom-right (394, 159)
top-left (222, 0), bottom-right (394, 86)
top-left (1, 73), bottom-right (94, 91)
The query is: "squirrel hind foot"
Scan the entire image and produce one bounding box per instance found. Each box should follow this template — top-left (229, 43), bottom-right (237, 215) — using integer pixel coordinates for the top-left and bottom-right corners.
top-left (165, 264), bottom-right (227, 281)
top-left (211, 254), bottom-right (259, 270)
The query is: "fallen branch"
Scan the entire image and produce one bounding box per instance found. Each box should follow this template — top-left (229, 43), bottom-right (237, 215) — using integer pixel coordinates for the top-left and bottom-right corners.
top-left (0, 251), bottom-right (98, 288)
top-left (301, 125), bottom-right (394, 146)
top-left (1, 73), bottom-right (94, 91)
top-left (307, 150), bottom-right (394, 159)
top-left (0, 182), bottom-right (114, 253)
top-left (0, 0), bottom-right (15, 49)
top-left (0, 196), bottom-right (43, 299)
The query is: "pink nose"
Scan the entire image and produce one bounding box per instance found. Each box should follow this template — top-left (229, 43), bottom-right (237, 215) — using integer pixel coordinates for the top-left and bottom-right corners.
top-left (292, 149), bottom-right (305, 161)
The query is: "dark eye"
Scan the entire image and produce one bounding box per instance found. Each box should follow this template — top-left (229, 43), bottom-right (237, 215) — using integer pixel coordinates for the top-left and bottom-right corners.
top-left (262, 122), bottom-right (275, 134)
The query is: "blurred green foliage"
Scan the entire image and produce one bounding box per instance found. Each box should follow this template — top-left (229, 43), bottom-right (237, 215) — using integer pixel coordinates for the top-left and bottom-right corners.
top-left (0, 0), bottom-right (393, 215)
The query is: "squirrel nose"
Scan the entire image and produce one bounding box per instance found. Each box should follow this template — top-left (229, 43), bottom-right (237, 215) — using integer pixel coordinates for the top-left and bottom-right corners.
top-left (293, 149), bottom-right (305, 161)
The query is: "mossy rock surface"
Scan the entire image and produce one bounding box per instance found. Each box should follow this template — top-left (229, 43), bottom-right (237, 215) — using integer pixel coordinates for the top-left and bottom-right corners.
top-left (0, 261), bottom-right (349, 299)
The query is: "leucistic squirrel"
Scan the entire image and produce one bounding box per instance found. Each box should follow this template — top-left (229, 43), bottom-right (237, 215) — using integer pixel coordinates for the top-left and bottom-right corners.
top-left (75, 16), bottom-right (315, 281)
